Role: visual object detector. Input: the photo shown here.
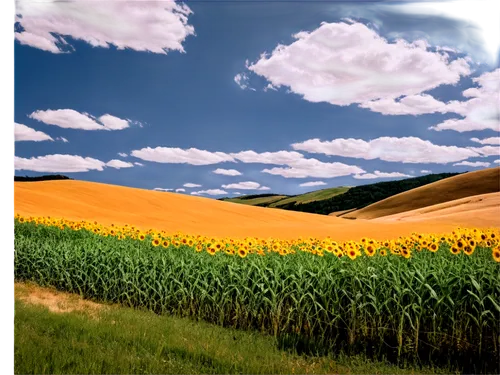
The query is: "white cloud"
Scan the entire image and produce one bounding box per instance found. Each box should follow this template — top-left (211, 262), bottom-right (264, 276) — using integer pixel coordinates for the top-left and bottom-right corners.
top-left (213, 168), bottom-right (242, 176)
top-left (15, 154), bottom-right (106, 172)
top-left (258, 186), bottom-right (271, 190)
top-left (106, 159), bottom-right (134, 169)
top-left (430, 69), bottom-right (500, 132)
top-left (353, 170), bottom-right (412, 179)
top-left (420, 169), bottom-right (432, 174)
top-left (234, 73), bottom-right (250, 90)
top-left (453, 161), bottom-right (491, 167)
top-left (231, 150), bottom-right (304, 165)
top-left (222, 181), bottom-right (266, 190)
top-left (154, 188), bottom-right (173, 192)
top-left (183, 183), bottom-right (202, 188)
top-left (29, 109), bottom-right (131, 131)
top-left (470, 145), bottom-right (500, 157)
top-left (246, 21), bottom-right (470, 106)
top-left (262, 158), bottom-right (365, 178)
top-left (14, 123), bottom-right (53, 142)
top-left (233, 192), bottom-right (242, 195)
top-left (131, 147), bottom-right (235, 166)
top-left (299, 181), bottom-right (327, 187)
top-left (134, 162), bottom-right (144, 167)
top-left (176, 188), bottom-right (186, 193)
top-left (359, 94), bottom-right (450, 115)
top-left (15, 0), bottom-right (195, 54)
top-left (470, 137), bottom-right (500, 145)
top-left (57, 137), bottom-right (69, 143)
top-left (191, 189), bottom-right (228, 196)
top-left (292, 136), bottom-right (480, 164)
top-left (118, 152), bottom-right (128, 157)
top-left (494, 159), bottom-right (500, 164)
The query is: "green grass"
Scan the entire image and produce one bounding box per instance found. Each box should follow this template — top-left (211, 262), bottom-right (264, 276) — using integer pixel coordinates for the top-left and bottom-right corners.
top-left (15, 286), bottom-right (453, 375)
top-left (14, 221), bottom-right (500, 373)
top-left (269, 187), bottom-right (350, 207)
top-left (223, 195), bottom-right (289, 206)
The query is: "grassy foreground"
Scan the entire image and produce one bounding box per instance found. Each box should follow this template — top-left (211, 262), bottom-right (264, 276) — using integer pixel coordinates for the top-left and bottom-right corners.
top-left (15, 283), bottom-right (453, 375)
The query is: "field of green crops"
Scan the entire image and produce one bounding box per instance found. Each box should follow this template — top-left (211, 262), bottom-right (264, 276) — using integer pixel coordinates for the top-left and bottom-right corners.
top-left (14, 220), bottom-right (500, 373)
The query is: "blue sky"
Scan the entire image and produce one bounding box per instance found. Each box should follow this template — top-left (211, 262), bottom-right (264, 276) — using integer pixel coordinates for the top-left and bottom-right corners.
top-left (14, 0), bottom-right (500, 197)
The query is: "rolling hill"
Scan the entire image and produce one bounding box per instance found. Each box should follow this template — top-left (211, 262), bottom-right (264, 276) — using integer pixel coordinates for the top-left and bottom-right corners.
top-left (220, 173), bottom-right (462, 215)
top-left (343, 167), bottom-right (500, 220)
top-left (14, 179), bottom-right (499, 241)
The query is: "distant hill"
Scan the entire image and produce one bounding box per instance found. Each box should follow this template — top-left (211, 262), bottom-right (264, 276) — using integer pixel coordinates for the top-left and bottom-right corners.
top-left (343, 167), bottom-right (500, 219)
top-left (15, 175), bottom-right (72, 182)
top-left (221, 173), bottom-right (461, 215)
top-left (220, 186), bottom-right (350, 208)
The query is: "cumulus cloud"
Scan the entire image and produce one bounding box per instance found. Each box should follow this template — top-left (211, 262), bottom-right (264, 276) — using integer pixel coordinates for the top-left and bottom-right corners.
top-left (131, 147), bottom-right (235, 165)
top-left (246, 21), bottom-right (470, 106)
top-left (14, 123), bottom-right (53, 142)
top-left (212, 168), bottom-right (242, 176)
top-left (29, 109), bottom-right (132, 131)
top-left (191, 189), bottom-right (228, 196)
top-left (154, 188), bottom-right (173, 192)
top-left (359, 94), bottom-right (450, 115)
top-left (106, 159), bottom-right (134, 169)
top-left (15, 0), bottom-right (195, 54)
top-left (299, 181), bottom-right (327, 187)
top-left (494, 159), bottom-right (500, 164)
top-left (118, 152), bottom-right (128, 157)
top-left (430, 69), bottom-right (500, 132)
top-left (222, 181), bottom-right (268, 190)
top-left (453, 161), bottom-right (491, 167)
top-left (15, 154), bottom-right (106, 172)
top-left (292, 136), bottom-right (480, 164)
top-left (183, 183), bottom-right (202, 188)
top-left (176, 188), bottom-right (186, 193)
top-left (470, 137), bottom-right (500, 145)
top-left (420, 169), bottom-right (432, 174)
top-left (262, 159), bottom-right (365, 178)
top-left (353, 170), bottom-right (412, 179)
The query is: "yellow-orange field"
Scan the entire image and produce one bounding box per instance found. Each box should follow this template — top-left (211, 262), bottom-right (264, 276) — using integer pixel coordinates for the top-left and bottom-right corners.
top-left (14, 178), bottom-right (500, 241)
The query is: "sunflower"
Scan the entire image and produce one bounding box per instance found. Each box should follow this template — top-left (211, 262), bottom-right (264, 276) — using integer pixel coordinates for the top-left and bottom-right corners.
top-left (152, 238), bottom-right (160, 247)
top-left (492, 248), bottom-right (500, 263)
top-left (401, 247), bottom-right (411, 259)
top-left (238, 248), bottom-right (248, 258)
top-left (429, 243), bottom-right (439, 253)
top-left (206, 246), bottom-right (216, 255)
top-left (347, 249), bottom-right (357, 260)
top-left (138, 233), bottom-right (146, 241)
top-left (214, 242), bottom-right (223, 252)
top-left (379, 249), bottom-right (387, 256)
top-left (450, 246), bottom-right (460, 255)
top-left (365, 245), bottom-right (376, 257)
top-left (463, 245), bottom-right (474, 256)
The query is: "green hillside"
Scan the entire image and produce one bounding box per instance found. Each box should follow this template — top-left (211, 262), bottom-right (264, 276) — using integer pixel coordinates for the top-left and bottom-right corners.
top-left (219, 173), bottom-right (461, 216)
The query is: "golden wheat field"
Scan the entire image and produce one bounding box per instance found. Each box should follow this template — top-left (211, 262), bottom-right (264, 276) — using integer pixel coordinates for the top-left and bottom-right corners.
top-left (14, 178), bottom-right (500, 241)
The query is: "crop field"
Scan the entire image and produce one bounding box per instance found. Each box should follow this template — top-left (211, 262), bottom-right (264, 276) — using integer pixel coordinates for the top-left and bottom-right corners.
top-left (14, 214), bottom-right (500, 373)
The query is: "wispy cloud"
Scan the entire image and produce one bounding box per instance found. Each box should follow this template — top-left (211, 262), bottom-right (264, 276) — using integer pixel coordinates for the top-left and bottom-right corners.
top-left (299, 181), bottom-right (327, 187)
top-left (14, 123), bottom-right (53, 142)
top-left (15, 0), bottom-right (195, 54)
top-left (292, 136), bottom-right (480, 164)
top-left (470, 137), bottom-right (500, 145)
top-left (118, 152), bottom-right (128, 157)
top-left (106, 159), bottom-right (134, 169)
top-left (183, 183), bottom-right (202, 188)
top-left (15, 154), bottom-right (106, 173)
top-left (29, 109), bottom-right (132, 131)
top-left (453, 161), bottom-right (491, 167)
top-left (131, 147), bottom-right (235, 165)
top-left (353, 170), bottom-right (412, 179)
top-left (221, 181), bottom-right (269, 190)
top-left (213, 168), bottom-right (242, 176)
top-left (191, 189), bottom-right (228, 196)
top-left (154, 187), bottom-right (173, 192)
